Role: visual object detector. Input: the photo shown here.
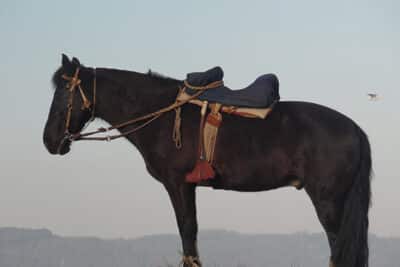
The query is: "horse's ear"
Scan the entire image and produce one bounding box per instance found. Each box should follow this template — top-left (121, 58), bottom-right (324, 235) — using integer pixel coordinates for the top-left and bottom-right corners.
top-left (62, 54), bottom-right (70, 67)
top-left (72, 57), bottom-right (81, 66)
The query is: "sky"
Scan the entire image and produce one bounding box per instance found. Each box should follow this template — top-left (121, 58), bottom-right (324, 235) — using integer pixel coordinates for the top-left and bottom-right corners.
top-left (0, 0), bottom-right (399, 239)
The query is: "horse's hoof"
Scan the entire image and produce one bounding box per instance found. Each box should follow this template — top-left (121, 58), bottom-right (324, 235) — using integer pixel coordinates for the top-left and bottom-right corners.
top-left (180, 256), bottom-right (201, 267)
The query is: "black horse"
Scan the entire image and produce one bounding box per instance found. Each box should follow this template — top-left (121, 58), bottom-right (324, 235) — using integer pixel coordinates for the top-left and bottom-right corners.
top-left (43, 55), bottom-right (371, 267)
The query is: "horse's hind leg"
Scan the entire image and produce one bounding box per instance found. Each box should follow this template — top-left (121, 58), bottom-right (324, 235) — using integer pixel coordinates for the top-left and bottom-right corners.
top-left (164, 182), bottom-right (201, 267)
top-left (306, 190), bottom-right (342, 267)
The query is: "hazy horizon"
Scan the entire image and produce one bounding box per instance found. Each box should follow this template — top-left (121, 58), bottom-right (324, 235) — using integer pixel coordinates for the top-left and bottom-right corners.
top-left (0, 225), bottom-right (397, 240)
top-left (1, 0), bottom-right (399, 239)
top-left (2, 227), bottom-right (398, 267)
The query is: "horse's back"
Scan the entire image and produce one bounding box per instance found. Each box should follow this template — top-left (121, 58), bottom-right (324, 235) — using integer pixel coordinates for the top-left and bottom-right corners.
top-left (276, 101), bottom-right (358, 130)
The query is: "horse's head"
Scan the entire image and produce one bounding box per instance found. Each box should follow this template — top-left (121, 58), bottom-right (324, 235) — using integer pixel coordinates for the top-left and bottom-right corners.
top-left (43, 54), bottom-right (94, 155)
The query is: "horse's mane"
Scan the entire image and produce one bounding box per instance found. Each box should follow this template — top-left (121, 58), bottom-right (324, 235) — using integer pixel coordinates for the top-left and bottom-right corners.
top-left (147, 69), bottom-right (182, 85)
top-left (51, 66), bottom-right (181, 90)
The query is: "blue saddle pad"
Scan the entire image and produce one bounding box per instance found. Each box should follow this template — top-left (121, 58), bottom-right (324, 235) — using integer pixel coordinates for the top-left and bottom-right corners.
top-left (185, 67), bottom-right (280, 108)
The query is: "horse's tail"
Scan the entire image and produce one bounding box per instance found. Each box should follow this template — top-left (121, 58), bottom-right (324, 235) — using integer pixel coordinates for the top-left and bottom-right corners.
top-left (333, 127), bottom-right (372, 267)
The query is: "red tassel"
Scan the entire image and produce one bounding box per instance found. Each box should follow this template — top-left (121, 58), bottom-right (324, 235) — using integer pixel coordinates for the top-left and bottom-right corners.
top-left (185, 159), bottom-right (215, 183)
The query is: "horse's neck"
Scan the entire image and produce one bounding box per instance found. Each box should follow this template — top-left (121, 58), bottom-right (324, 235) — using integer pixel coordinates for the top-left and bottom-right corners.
top-left (95, 69), bottom-right (180, 127)
top-left (93, 70), bottom-right (182, 173)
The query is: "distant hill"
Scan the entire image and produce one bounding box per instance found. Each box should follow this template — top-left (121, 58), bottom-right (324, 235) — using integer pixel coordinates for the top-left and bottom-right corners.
top-left (0, 227), bottom-right (398, 267)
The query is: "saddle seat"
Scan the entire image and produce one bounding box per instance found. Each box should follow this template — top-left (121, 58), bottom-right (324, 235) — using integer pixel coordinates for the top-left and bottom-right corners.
top-left (185, 66), bottom-right (280, 108)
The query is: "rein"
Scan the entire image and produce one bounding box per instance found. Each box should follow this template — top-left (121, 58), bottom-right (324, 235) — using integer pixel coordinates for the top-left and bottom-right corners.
top-left (72, 89), bottom-right (204, 141)
top-left (59, 68), bottom-right (216, 144)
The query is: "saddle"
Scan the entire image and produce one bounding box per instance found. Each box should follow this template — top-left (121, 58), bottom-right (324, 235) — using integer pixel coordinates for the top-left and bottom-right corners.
top-left (177, 67), bottom-right (280, 183)
top-left (185, 66), bottom-right (280, 108)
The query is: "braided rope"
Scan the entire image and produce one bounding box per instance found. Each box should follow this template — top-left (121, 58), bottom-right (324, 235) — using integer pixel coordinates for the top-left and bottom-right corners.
top-left (172, 106), bottom-right (182, 149)
top-left (183, 80), bottom-right (223, 90)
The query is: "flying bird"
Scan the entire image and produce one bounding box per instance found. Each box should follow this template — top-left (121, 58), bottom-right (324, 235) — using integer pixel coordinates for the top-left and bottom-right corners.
top-left (367, 93), bottom-right (380, 101)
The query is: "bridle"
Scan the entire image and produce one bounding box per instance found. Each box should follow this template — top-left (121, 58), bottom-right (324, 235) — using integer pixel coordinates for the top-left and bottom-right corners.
top-left (56, 66), bottom-right (212, 153)
top-left (62, 67), bottom-right (96, 131)
top-left (57, 67), bottom-right (96, 153)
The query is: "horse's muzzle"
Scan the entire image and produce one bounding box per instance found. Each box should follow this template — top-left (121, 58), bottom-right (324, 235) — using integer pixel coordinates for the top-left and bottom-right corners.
top-left (43, 133), bottom-right (71, 155)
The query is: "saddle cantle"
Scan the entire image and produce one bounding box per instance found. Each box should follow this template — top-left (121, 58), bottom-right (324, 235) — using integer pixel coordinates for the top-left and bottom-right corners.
top-left (185, 66), bottom-right (280, 108)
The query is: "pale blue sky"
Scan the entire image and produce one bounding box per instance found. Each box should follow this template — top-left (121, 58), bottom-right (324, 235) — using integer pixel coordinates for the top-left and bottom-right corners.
top-left (0, 0), bottom-right (399, 238)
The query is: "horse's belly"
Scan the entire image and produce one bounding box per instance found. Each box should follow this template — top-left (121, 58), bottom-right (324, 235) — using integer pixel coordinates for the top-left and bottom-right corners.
top-left (198, 174), bottom-right (291, 192)
top-left (205, 152), bottom-right (294, 191)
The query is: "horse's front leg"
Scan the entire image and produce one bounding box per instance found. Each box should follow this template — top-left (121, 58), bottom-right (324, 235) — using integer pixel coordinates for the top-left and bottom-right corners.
top-left (165, 182), bottom-right (201, 267)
